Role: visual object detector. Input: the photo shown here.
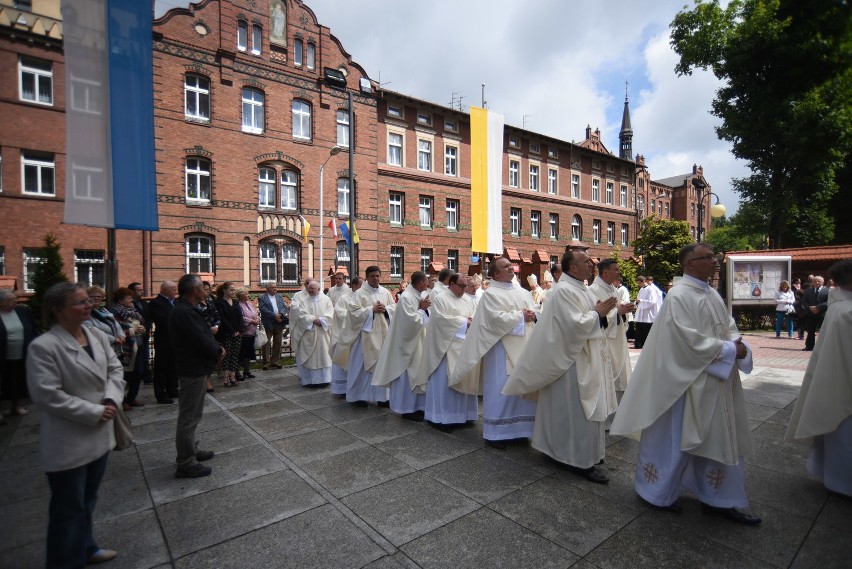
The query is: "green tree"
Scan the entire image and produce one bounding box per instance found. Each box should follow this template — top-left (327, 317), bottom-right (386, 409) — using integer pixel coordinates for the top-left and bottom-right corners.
top-left (670, 0), bottom-right (852, 248)
top-left (705, 202), bottom-right (768, 252)
top-left (610, 248), bottom-right (640, 299)
top-left (631, 217), bottom-right (693, 285)
top-left (29, 233), bottom-right (68, 328)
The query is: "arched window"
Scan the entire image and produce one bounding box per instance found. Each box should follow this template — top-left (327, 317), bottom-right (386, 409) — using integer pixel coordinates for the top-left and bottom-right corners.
top-left (281, 170), bottom-right (298, 210)
top-left (241, 88), bottom-right (264, 134)
top-left (251, 24), bottom-right (262, 55)
top-left (306, 42), bottom-right (316, 69)
top-left (186, 234), bottom-right (214, 273)
top-left (571, 215), bottom-right (582, 240)
top-left (281, 244), bottom-right (299, 284)
top-left (258, 167), bottom-right (275, 207)
top-left (185, 158), bottom-right (211, 203)
top-left (292, 99), bottom-right (311, 140)
top-left (294, 38), bottom-right (303, 66)
top-left (237, 20), bottom-right (248, 51)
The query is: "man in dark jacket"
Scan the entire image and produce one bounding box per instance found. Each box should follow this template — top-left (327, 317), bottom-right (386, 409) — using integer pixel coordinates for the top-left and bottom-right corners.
top-left (128, 282), bottom-right (153, 386)
top-left (169, 274), bottom-right (224, 479)
top-left (149, 281), bottom-right (179, 403)
top-left (801, 276), bottom-right (829, 351)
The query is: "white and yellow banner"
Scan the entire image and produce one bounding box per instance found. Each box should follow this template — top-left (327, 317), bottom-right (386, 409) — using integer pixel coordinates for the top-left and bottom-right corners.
top-left (470, 107), bottom-right (504, 254)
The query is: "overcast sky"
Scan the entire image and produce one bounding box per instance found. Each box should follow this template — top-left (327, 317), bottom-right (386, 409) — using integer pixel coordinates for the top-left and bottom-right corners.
top-left (157, 0), bottom-right (748, 214)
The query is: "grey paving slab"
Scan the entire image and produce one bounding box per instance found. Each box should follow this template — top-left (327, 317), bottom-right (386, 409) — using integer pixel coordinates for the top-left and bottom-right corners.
top-left (746, 464), bottom-right (830, 518)
top-left (400, 507), bottom-right (579, 569)
top-left (147, 444), bottom-right (287, 506)
top-left (603, 436), bottom-right (639, 464)
top-left (7, 423), bottom-right (40, 447)
top-left (816, 493), bottom-right (852, 531)
top-left (747, 421), bottom-right (812, 479)
top-left (292, 390), bottom-right (350, 410)
top-left (157, 470), bottom-right (325, 557)
top-left (742, 380), bottom-right (800, 409)
top-left (174, 504), bottom-right (387, 569)
top-left (0, 441), bottom-right (40, 472)
top-left (137, 424), bottom-right (258, 471)
top-left (0, 464), bottom-right (48, 506)
top-left (311, 402), bottom-right (388, 424)
top-left (212, 388), bottom-right (281, 409)
top-left (92, 508), bottom-right (170, 569)
top-left (443, 418), bottom-right (487, 448)
top-left (375, 429), bottom-right (479, 470)
top-left (551, 456), bottom-right (649, 511)
top-left (423, 448), bottom-right (546, 505)
top-left (17, 410), bottom-right (42, 427)
top-left (97, 469), bottom-right (153, 521)
top-left (791, 521), bottom-right (852, 569)
top-left (301, 446), bottom-right (414, 498)
top-left (338, 412), bottom-right (423, 444)
top-left (585, 514), bottom-right (776, 569)
top-left (101, 447), bottom-right (145, 482)
top-left (341, 471), bottom-right (480, 546)
top-left (0, 540), bottom-right (43, 569)
top-left (131, 410), bottom-right (235, 445)
top-left (0, 495), bottom-right (48, 551)
top-left (491, 475), bottom-right (640, 556)
top-left (765, 407), bottom-right (793, 426)
top-left (229, 398), bottom-right (304, 421)
top-left (123, 399), bottom-right (217, 427)
top-left (247, 409), bottom-right (331, 440)
top-left (272, 426), bottom-right (367, 465)
top-left (747, 403), bottom-right (781, 423)
top-left (487, 438), bottom-right (558, 475)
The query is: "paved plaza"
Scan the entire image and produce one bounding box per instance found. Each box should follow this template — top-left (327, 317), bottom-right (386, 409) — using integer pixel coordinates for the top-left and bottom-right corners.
top-left (0, 332), bottom-right (849, 568)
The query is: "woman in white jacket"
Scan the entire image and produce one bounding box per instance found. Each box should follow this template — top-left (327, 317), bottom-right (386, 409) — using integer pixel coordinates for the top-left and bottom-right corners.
top-left (774, 280), bottom-right (796, 338)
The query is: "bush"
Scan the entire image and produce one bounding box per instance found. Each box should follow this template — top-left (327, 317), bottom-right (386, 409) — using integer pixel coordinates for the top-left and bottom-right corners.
top-left (732, 305), bottom-right (775, 330)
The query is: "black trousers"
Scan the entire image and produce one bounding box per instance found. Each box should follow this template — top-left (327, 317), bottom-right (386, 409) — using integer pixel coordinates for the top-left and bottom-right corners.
top-left (634, 322), bottom-right (653, 349)
top-left (154, 341), bottom-right (179, 398)
top-left (804, 313), bottom-right (824, 350)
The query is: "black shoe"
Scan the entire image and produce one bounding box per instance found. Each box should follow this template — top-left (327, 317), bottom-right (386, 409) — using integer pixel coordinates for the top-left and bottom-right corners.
top-left (431, 422), bottom-right (455, 432)
top-left (235, 373), bottom-right (244, 381)
top-left (243, 372), bottom-right (256, 379)
top-left (640, 496), bottom-right (681, 513)
top-left (195, 450), bottom-right (214, 462)
top-left (175, 463), bottom-right (212, 478)
top-left (701, 504), bottom-right (761, 525)
top-left (156, 397), bottom-right (174, 405)
top-left (564, 464), bottom-right (609, 484)
top-left (352, 400), bottom-right (369, 407)
top-left (377, 401), bottom-right (390, 408)
top-left (486, 439), bottom-right (507, 450)
top-left (401, 412), bottom-right (424, 422)
top-left (802, 347), bottom-right (813, 351)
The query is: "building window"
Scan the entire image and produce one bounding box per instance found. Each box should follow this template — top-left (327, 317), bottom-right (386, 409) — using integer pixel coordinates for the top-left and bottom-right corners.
top-left (651, 199), bottom-right (657, 215)
top-left (419, 196), bottom-right (433, 228)
top-left (292, 99), bottom-right (311, 140)
top-left (258, 167), bottom-right (275, 208)
top-left (336, 240), bottom-right (351, 274)
top-left (387, 105), bottom-right (403, 118)
top-left (550, 255), bottom-right (559, 269)
top-left (549, 213), bottom-right (558, 239)
top-left (444, 120), bottom-right (458, 132)
top-left (548, 169), bottom-right (557, 194)
top-left (74, 250), bottom-right (105, 288)
top-left (571, 173), bottom-right (580, 198)
top-left (259, 243), bottom-right (277, 282)
top-left (336, 110), bottom-right (350, 147)
top-left (294, 38), bottom-right (303, 66)
top-left (19, 57), bottom-right (53, 105)
top-left (593, 220), bottom-right (601, 244)
top-left (530, 211), bottom-right (541, 238)
top-left (22, 154), bottom-right (55, 196)
top-left (306, 42), bottom-right (316, 69)
top-left (23, 248), bottom-right (44, 292)
top-left (529, 143), bottom-right (540, 154)
top-left (446, 199), bottom-right (458, 230)
top-left (389, 192), bottom-right (403, 225)
top-left (509, 160), bottom-right (519, 188)
top-left (185, 158), bottom-right (211, 203)
top-left (572, 215), bottom-right (582, 240)
top-left (184, 74), bottom-right (210, 121)
top-left (420, 248), bottom-right (433, 272)
top-left (337, 178), bottom-right (350, 216)
top-left (447, 249), bottom-right (458, 272)
top-left (658, 201), bottom-right (663, 215)
top-left (621, 224), bottom-right (628, 246)
top-left (185, 236), bottom-right (213, 273)
top-left (281, 170), bottom-right (298, 210)
top-left (251, 24), bottom-right (262, 54)
top-left (638, 195), bottom-right (645, 213)
top-left (388, 132), bottom-right (402, 166)
top-left (417, 139), bottom-right (432, 171)
top-left (241, 88), bottom-right (264, 134)
top-left (606, 182), bottom-right (614, 204)
top-left (0, 247), bottom-right (4, 275)
top-left (237, 20), bottom-right (248, 51)
top-left (548, 148), bottom-right (558, 159)
top-left (281, 244), bottom-right (299, 284)
top-left (691, 227), bottom-right (696, 240)
top-left (510, 208), bottom-right (521, 236)
top-left (509, 137), bottom-right (520, 149)
top-left (607, 222), bottom-right (615, 245)
top-left (620, 184), bottom-right (628, 207)
top-left (417, 112), bottom-right (432, 126)
top-left (390, 246), bottom-right (403, 278)
top-left (665, 202), bottom-right (670, 217)
top-left (691, 203), bottom-right (696, 218)
top-left (445, 145), bottom-right (458, 176)
top-left (592, 179), bottom-right (600, 202)
top-left (529, 164), bottom-right (539, 191)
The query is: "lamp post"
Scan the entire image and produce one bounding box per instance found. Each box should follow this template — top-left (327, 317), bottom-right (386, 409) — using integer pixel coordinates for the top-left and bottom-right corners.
top-left (691, 177), bottom-right (726, 241)
top-left (319, 146), bottom-right (342, 281)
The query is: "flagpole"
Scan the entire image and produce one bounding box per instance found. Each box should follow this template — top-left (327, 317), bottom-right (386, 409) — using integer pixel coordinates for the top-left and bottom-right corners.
top-left (347, 91), bottom-right (356, 279)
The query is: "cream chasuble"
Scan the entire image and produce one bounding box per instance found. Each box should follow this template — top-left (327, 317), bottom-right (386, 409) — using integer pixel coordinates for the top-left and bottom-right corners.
top-left (417, 292), bottom-right (476, 392)
top-left (327, 284), bottom-right (352, 307)
top-left (335, 285), bottom-right (396, 374)
top-left (289, 293), bottom-right (334, 370)
top-left (372, 284), bottom-right (429, 388)
top-left (589, 276), bottom-right (632, 391)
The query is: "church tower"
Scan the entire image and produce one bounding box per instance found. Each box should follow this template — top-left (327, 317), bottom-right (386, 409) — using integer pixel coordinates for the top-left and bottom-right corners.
top-left (619, 90), bottom-right (633, 161)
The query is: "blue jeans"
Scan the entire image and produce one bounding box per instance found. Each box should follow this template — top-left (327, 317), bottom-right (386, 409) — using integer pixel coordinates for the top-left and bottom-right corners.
top-left (775, 311), bottom-right (794, 337)
top-left (45, 452), bottom-right (109, 569)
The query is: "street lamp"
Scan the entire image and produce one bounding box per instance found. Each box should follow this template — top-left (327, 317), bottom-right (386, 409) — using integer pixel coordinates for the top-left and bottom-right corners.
top-left (319, 146), bottom-right (342, 281)
top-left (691, 177), bottom-right (726, 241)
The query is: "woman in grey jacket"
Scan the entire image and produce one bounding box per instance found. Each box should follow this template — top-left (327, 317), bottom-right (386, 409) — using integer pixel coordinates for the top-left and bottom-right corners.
top-left (27, 282), bottom-right (125, 568)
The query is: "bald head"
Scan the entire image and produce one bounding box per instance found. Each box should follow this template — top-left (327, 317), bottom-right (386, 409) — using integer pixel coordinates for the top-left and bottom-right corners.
top-left (160, 280), bottom-right (177, 299)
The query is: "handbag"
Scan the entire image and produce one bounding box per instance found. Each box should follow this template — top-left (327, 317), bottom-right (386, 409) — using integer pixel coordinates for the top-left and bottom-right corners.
top-left (113, 405), bottom-right (134, 450)
top-left (254, 325), bottom-right (268, 349)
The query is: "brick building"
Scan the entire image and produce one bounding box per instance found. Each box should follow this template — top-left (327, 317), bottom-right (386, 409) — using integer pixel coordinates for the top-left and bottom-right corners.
top-left (0, 0), bottom-right (715, 296)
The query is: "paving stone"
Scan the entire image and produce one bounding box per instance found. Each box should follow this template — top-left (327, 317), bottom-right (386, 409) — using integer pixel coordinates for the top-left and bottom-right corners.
top-left (137, 425), bottom-right (259, 471)
top-left (791, 521), bottom-right (852, 569)
top-left (747, 421), bottom-right (812, 479)
top-left (746, 404), bottom-right (780, 423)
top-left (7, 424), bottom-right (40, 447)
top-left (292, 390), bottom-right (350, 410)
top-left (272, 426), bottom-right (367, 465)
top-left (231, 398), bottom-right (304, 421)
top-left (0, 495), bottom-right (48, 551)
top-left (341, 472), bottom-right (479, 546)
top-left (423, 449), bottom-right (546, 504)
top-left (247, 410), bottom-right (331, 441)
top-left (301, 446), bottom-right (414, 498)
top-left (816, 494), bottom-right (852, 532)
top-left (490, 439), bottom-right (558, 474)
top-left (101, 447), bottom-right (145, 482)
top-left (97, 468), bottom-right (153, 521)
top-left (212, 388), bottom-right (281, 409)
top-left (443, 418), bottom-right (487, 448)
top-left (158, 470), bottom-right (325, 557)
top-left (0, 441), bottom-right (40, 472)
top-left (130, 410), bottom-right (235, 445)
top-left (92, 508), bottom-right (170, 569)
top-left (604, 437), bottom-right (639, 464)
top-left (746, 464), bottom-right (830, 518)
top-left (123, 399), bottom-right (217, 427)
top-left (764, 408), bottom-right (793, 426)
top-left (401, 507), bottom-right (578, 568)
top-left (742, 381), bottom-right (800, 410)
top-left (375, 429), bottom-right (479, 470)
top-left (0, 540), bottom-right (44, 569)
top-left (362, 555), bottom-right (405, 569)
top-left (311, 402), bottom-right (388, 424)
top-left (174, 504), bottom-right (386, 569)
top-left (0, 464), bottom-right (48, 507)
top-left (338, 412), bottom-right (423, 444)
top-left (551, 456), bottom-right (649, 511)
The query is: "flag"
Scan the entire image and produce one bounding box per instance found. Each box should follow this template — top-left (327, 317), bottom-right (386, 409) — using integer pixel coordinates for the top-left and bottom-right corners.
top-left (299, 215), bottom-right (311, 242)
top-left (350, 221), bottom-right (360, 245)
top-left (327, 218), bottom-right (338, 238)
top-left (470, 106), bottom-right (504, 254)
top-left (61, 0), bottom-right (158, 230)
top-left (338, 220), bottom-right (360, 246)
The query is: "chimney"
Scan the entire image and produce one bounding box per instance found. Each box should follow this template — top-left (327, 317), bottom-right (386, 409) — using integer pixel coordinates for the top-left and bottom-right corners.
top-left (585, 125), bottom-right (592, 140)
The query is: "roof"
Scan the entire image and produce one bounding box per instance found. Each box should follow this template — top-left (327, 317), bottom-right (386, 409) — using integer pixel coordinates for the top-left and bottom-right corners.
top-left (0, 6), bottom-right (62, 40)
top-left (653, 173), bottom-right (692, 188)
top-left (503, 247), bottom-right (521, 262)
top-left (725, 245), bottom-right (852, 263)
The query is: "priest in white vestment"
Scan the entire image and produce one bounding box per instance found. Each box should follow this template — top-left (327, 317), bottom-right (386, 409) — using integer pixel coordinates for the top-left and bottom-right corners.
top-left (611, 244), bottom-right (761, 525)
top-left (786, 259), bottom-right (852, 497)
top-left (504, 251), bottom-right (618, 483)
top-left (633, 276), bottom-right (660, 349)
top-left (372, 271), bottom-right (431, 419)
top-left (450, 257), bottom-right (537, 448)
top-left (289, 280), bottom-right (334, 387)
top-left (417, 273), bottom-right (479, 431)
top-left (337, 267), bottom-right (395, 406)
top-left (589, 259), bottom-right (634, 393)
top-left (527, 274), bottom-right (544, 306)
top-left (330, 276), bottom-right (362, 395)
top-left (327, 271), bottom-right (352, 306)
top-left (464, 275), bottom-right (480, 313)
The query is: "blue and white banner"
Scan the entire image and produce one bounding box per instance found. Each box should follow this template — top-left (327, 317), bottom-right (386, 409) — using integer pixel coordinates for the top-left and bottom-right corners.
top-left (62, 0), bottom-right (158, 230)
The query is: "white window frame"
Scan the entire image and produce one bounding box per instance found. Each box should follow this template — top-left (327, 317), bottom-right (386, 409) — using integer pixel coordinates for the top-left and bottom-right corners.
top-left (549, 213), bottom-right (558, 239)
top-left (529, 143), bottom-right (540, 154)
top-left (281, 244), bottom-right (299, 285)
top-left (620, 184), bottom-right (628, 207)
top-left (186, 236), bottom-right (213, 273)
top-left (547, 168), bottom-right (557, 194)
top-left (529, 164), bottom-right (539, 191)
top-left (336, 240), bottom-right (350, 269)
top-left (390, 246), bottom-right (403, 278)
top-left (606, 182), bottom-right (614, 204)
top-left (74, 250), bottom-right (105, 288)
top-left (548, 148), bottom-right (558, 159)
top-left (251, 24), bottom-right (262, 55)
top-left (571, 173), bottom-right (580, 198)
top-left (447, 249), bottom-right (458, 272)
top-left (420, 248), bottom-right (433, 272)
top-left (237, 20), bottom-right (248, 51)
top-left (530, 211), bottom-right (541, 238)
top-left (69, 74), bottom-right (102, 115)
top-left (444, 120), bottom-right (458, 133)
top-left (592, 179), bottom-right (600, 202)
top-left (444, 144), bottom-right (458, 176)
top-left (184, 74), bottom-right (210, 122)
top-left (185, 158), bottom-right (210, 203)
top-left (337, 178), bottom-right (350, 216)
top-left (621, 224), bottom-right (628, 246)
top-left (593, 220), bottom-right (601, 244)
top-left (387, 130), bottom-right (403, 166)
top-left (389, 192), bottom-right (403, 225)
top-left (258, 167), bottom-right (275, 208)
top-left (294, 38), bottom-right (303, 66)
top-left (281, 171), bottom-right (297, 210)
top-left (572, 215), bottom-right (582, 240)
top-left (419, 196), bottom-right (433, 228)
top-left (19, 57), bottom-right (53, 106)
top-left (509, 160), bottom-right (520, 188)
top-left (446, 199), bottom-right (458, 231)
top-left (70, 163), bottom-right (104, 201)
top-left (241, 87), bottom-right (264, 134)
top-left (292, 99), bottom-right (311, 140)
top-left (510, 208), bottom-right (521, 236)
top-left (337, 110), bottom-right (350, 148)
top-left (417, 112), bottom-right (432, 126)
top-left (607, 222), bottom-right (615, 245)
top-left (665, 202), bottom-right (670, 217)
top-left (22, 154), bottom-right (55, 196)
top-left (0, 246), bottom-right (5, 276)
top-left (259, 243), bottom-right (277, 283)
top-left (509, 137), bottom-right (520, 149)
top-left (306, 42), bottom-right (316, 70)
top-left (387, 105), bottom-right (403, 118)
top-left (417, 139), bottom-right (432, 172)
top-left (23, 248), bottom-right (44, 292)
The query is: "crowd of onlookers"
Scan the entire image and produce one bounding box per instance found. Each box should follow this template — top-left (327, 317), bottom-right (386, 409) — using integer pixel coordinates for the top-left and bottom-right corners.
top-left (774, 274), bottom-right (833, 350)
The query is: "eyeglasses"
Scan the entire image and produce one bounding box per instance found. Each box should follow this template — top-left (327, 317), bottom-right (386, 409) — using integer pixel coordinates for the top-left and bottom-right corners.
top-left (66, 299), bottom-right (94, 307)
top-left (688, 254), bottom-right (716, 263)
